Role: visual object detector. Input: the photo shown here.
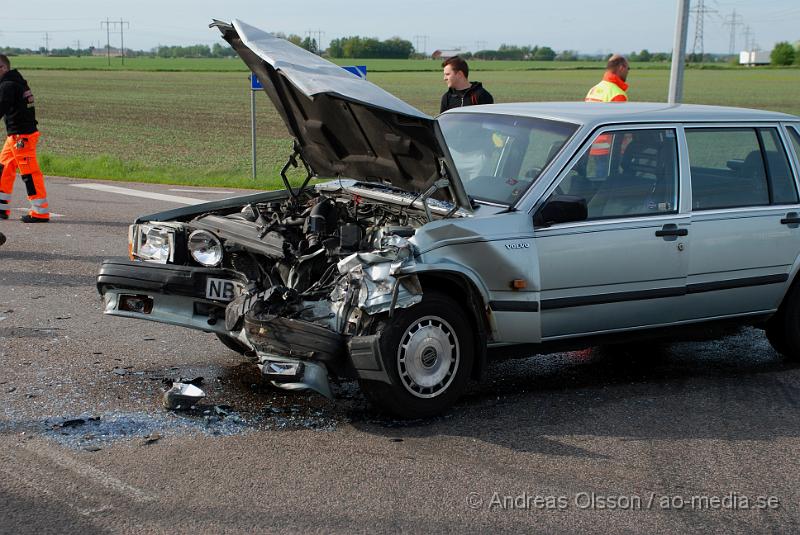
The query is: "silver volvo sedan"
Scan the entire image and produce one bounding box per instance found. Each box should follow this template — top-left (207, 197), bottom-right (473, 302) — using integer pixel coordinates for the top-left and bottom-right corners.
top-left (97, 19), bottom-right (800, 418)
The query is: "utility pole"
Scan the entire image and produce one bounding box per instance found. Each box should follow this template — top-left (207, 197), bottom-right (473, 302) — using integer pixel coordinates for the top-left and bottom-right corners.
top-left (74, 40), bottom-right (81, 57)
top-left (722, 9), bottom-right (743, 55)
top-left (305, 29), bottom-right (324, 54)
top-left (102, 18), bottom-right (111, 66)
top-left (43, 32), bottom-right (49, 56)
top-left (101, 18), bottom-right (129, 66)
top-left (668, 0), bottom-right (691, 104)
top-left (119, 18), bottom-right (129, 65)
top-left (689, 0), bottom-right (717, 62)
top-left (743, 25), bottom-right (753, 51)
top-left (414, 35), bottom-right (430, 56)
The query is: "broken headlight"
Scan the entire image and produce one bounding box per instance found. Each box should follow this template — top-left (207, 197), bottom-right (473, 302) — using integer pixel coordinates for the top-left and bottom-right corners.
top-left (130, 224), bottom-right (175, 264)
top-left (188, 230), bottom-right (223, 267)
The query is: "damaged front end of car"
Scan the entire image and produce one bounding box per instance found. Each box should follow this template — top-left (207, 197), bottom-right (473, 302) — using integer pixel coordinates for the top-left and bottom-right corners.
top-left (98, 178), bottom-right (464, 397)
top-left (98, 18), bottom-right (479, 412)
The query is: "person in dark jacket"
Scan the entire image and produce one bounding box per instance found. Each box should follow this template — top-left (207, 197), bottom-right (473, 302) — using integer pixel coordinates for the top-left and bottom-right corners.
top-left (440, 56), bottom-right (493, 113)
top-left (0, 54), bottom-right (49, 222)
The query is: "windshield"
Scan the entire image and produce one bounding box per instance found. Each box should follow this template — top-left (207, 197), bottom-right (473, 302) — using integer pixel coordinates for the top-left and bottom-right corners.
top-left (439, 113), bottom-right (578, 205)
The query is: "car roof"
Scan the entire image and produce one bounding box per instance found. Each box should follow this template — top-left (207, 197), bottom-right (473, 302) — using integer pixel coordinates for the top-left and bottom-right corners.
top-left (441, 102), bottom-right (800, 129)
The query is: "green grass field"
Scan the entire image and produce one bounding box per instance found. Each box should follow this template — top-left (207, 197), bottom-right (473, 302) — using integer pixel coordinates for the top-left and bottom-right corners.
top-left (12, 62), bottom-right (800, 190)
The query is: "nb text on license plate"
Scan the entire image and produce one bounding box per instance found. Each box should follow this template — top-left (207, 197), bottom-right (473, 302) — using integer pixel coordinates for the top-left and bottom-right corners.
top-left (206, 277), bottom-right (243, 301)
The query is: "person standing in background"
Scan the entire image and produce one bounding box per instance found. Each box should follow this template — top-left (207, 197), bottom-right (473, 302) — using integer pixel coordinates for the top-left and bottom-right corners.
top-left (585, 54), bottom-right (630, 102)
top-left (440, 56), bottom-right (493, 113)
top-left (0, 54), bottom-right (50, 223)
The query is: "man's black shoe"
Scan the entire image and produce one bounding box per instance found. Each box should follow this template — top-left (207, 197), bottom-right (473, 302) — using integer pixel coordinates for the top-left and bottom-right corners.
top-left (0, 211), bottom-right (8, 220)
top-left (20, 215), bottom-right (48, 223)
top-left (0, 232), bottom-right (5, 247)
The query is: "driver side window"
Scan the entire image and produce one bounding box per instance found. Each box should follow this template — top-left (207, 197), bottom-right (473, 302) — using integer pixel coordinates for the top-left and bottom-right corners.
top-left (550, 128), bottom-right (679, 220)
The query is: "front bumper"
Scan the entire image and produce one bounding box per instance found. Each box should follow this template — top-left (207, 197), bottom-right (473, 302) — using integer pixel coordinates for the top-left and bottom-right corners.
top-left (96, 259), bottom-right (392, 392)
top-left (97, 259), bottom-right (246, 336)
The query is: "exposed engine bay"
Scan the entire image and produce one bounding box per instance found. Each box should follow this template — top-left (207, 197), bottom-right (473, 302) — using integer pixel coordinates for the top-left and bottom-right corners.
top-left (123, 184), bottom-right (455, 395)
top-left (207, 191), bottom-right (425, 330)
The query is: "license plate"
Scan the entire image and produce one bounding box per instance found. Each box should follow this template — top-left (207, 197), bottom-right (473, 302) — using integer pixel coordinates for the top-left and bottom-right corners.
top-left (205, 278), bottom-right (243, 302)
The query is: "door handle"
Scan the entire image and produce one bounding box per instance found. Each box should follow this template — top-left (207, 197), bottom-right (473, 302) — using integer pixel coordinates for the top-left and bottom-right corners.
top-left (655, 224), bottom-right (688, 237)
top-left (780, 212), bottom-right (800, 225)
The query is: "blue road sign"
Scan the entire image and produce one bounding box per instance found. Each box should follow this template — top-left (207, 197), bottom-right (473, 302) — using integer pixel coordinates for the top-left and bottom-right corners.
top-left (342, 65), bottom-right (367, 79)
top-left (250, 65), bottom-right (367, 90)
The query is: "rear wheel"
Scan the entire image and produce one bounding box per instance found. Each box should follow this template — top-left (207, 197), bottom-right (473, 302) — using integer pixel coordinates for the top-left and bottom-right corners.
top-left (765, 284), bottom-right (800, 361)
top-left (359, 292), bottom-right (474, 419)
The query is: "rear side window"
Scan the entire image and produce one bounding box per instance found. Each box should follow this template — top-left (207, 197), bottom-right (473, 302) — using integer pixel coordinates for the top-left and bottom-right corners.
top-left (686, 127), bottom-right (797, 210)
top-left (789, 126), bottom-right (800, 163)
top-left (760, 128), bottom-right (798, 204)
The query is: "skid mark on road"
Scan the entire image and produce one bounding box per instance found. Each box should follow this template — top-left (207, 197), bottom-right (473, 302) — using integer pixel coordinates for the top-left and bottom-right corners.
top-left (71, 183), bottom-right (204, 205)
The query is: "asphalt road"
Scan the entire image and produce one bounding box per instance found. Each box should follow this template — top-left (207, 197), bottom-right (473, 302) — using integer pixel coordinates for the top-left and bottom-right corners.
top-left (1, 176), bottom-right (799, 534)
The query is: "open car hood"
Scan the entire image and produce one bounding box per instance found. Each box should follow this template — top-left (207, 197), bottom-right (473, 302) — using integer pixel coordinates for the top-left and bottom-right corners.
top-left (213, 19), bottom-right (470, 210)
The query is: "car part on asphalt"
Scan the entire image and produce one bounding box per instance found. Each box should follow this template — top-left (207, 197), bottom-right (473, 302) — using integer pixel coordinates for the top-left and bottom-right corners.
top-left (163, 382), bottom-right (206, 410)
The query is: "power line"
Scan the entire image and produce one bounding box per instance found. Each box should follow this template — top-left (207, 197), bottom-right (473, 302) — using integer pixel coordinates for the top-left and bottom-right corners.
top-left (742, 25), bottom-right (753, 50)
top-left (413, 35), bottom-right (429, 56)
top-left (305, 29), bottom-right (324, 53)
top-left (690, 0), bottom-right (717, 61)
top-left (722, 9), bottom-right (744, 54)
top-left (100, 18), bottom-right (130, 66)
top-left (1, 28), bottom-right (98, 33)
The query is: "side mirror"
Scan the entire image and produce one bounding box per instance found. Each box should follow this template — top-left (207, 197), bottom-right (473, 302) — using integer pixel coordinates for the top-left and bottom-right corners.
top-left (534, 195), bottom-right (588, 227)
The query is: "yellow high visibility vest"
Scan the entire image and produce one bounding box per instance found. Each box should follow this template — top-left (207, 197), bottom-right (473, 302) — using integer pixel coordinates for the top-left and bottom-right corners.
top-left (585, 80), bottom-right (628, 102)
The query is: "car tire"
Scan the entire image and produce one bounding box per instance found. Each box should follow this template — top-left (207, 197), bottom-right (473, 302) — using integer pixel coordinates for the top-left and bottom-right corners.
top-left (359, 292), bottom-right (474, 419)
top-left (766, 284), bottom-right (800, 361)
top-left (215, 333), bottom-right (254, 357)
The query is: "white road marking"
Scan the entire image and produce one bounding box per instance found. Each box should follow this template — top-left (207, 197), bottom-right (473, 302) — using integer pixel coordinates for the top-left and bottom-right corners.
top-left (22, 441), bottom-right (155, 502)
top-left (169, 188), bottom-right (234, 194)
top-left (70, 183), bottom-right (204, 205)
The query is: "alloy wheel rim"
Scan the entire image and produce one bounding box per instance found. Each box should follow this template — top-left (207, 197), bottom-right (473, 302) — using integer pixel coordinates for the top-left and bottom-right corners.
top-left (397, 316), bottom-right (460, 399)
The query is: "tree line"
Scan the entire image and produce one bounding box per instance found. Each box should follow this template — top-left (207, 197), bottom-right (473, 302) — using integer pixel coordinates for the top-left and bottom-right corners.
top-left (3, 38), bottom-right (799, 64)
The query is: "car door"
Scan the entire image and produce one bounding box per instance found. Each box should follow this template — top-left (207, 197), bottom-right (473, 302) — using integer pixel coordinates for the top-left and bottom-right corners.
top-left (533, 126), bottom-right (690, 339)
top-left (682, 124), bottom-right (800, 319)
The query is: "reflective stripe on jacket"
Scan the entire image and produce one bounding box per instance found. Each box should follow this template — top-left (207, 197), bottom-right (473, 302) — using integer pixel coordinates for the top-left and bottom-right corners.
top-left (585, 73), bottom-right (629, 103)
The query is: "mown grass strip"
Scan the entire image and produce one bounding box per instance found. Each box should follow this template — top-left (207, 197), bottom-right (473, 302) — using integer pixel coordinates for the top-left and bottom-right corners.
top-left (39, 153), bottom-right (298, 190)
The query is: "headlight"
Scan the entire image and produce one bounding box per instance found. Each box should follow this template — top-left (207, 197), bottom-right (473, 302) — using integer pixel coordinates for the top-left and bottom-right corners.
top-left (132, 224), bottom-right (175, 264)
top-left (188, 230), bottom-right (223, 267)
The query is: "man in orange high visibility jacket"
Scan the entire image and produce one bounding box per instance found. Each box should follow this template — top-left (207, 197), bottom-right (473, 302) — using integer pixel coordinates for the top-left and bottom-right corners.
top-left (585, 55), bottom-right (630, 158)
top-left (0, 54), bottom-right (49, 223)
top-left (585, 54), bottom-right (630, 103)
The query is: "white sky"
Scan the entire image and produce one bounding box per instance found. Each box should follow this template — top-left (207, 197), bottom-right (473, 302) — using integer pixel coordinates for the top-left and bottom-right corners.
top-left (1, 1), bottom-right (798, 55)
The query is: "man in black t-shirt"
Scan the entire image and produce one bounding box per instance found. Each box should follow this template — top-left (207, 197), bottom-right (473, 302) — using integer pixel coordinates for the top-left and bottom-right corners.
top-left (440, 56), bottom-right (493, 113)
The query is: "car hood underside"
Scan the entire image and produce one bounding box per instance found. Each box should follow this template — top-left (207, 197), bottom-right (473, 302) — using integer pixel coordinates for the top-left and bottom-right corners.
top-left (212, 19), bottom-right (470, 210)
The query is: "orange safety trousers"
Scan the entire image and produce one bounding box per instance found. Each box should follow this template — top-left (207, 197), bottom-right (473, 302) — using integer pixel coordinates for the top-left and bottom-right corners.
top-left (0, 131), bottom-right (49, 220)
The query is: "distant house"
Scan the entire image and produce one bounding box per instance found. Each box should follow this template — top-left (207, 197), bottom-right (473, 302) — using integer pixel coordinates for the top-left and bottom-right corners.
top-left (432, 49), bottom-right (466, 60)
top-left (92, 46), bottom-right (123, 57)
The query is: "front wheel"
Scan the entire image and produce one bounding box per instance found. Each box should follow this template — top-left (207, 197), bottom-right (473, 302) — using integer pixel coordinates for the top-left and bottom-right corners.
top-left (359, 292), bottom-right (474, 419)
